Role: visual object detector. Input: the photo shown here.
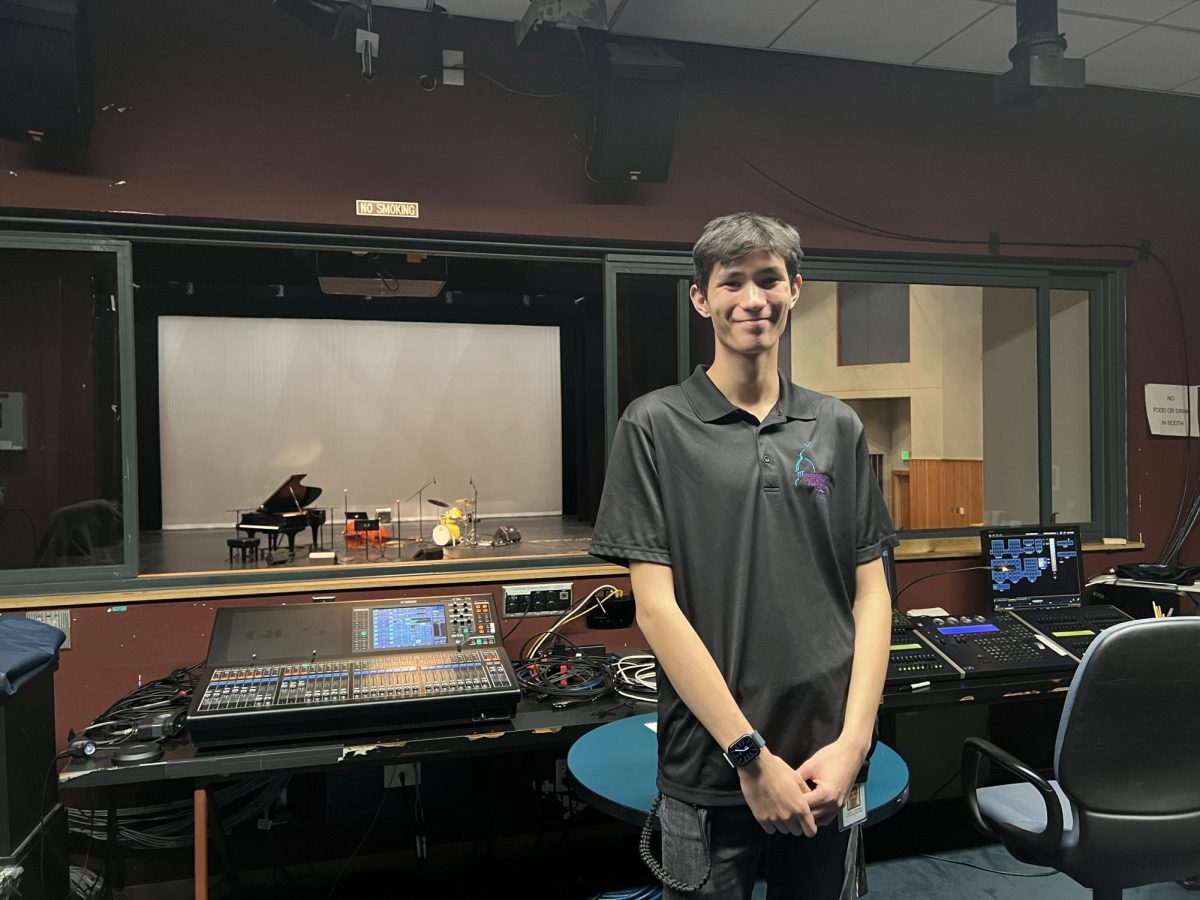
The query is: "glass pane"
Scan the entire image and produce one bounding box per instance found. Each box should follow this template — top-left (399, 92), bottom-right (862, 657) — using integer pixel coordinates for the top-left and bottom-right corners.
top-left (135, 244), bottom-right (601, 578)
top-left (0, 247), bottom-right (124, 570)
top-left (981, 288), bottom-right (1039, 527)
top-left (615, 273), bottom-right (680, 414)
top-left (1050, 290), bottom-right (1091, 523)
top-left (792, 281), bottom-right (1040, 530)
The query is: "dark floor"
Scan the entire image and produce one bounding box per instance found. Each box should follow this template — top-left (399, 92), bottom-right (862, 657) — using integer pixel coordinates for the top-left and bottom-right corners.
top-left (137, 514), bottom-right (597, 576)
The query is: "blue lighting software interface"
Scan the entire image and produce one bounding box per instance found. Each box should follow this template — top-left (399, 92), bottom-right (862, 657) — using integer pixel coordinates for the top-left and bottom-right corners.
top-left (981, 525), bottom-right (1084, 612)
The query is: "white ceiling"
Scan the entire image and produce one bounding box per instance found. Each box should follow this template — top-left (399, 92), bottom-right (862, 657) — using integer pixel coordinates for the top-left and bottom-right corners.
top-left (376, 0), bottom-right (1200, 97)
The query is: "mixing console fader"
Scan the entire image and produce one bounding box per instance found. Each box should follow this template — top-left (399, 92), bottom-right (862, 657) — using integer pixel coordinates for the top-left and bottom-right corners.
top-left (912, 612), bottom-right (1077, 678)
top-left (886, 610), bottom-right (963, 686)
top-left (188, 594), bottom-right (519, 747)
top-left (1011, 604), bottom-right (1132, 662)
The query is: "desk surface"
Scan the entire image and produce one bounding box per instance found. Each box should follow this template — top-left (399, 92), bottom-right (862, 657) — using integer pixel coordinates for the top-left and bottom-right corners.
top-left (60, 669), bottom-right (1075, 792)
top-left (60, 698), bottom-right (650, 790)
top-left (567, 713), bottom-right (909, 827)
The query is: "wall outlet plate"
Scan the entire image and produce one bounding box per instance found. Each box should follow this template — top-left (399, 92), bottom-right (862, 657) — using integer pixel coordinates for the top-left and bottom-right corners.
top-left (502, 582), bottom-right (573, 618)
top-left (25, 609), bottom-right (71, 649)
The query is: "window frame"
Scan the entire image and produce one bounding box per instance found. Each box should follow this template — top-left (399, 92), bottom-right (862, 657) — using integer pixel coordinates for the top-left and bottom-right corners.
top-left (0, 233), bottom-right (141, 587)
top-left (0, 224), bottom-right (1125, 596)
top-left (606, 252), bottom-right (1127, 542)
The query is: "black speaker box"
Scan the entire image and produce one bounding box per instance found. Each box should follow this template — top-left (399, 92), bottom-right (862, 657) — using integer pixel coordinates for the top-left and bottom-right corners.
top-left (0, 660), bottom-right (58, 857)
top-left (0, 0), bottom-right (93, 149)
top-left (589, 43), bottom-right (684, 183)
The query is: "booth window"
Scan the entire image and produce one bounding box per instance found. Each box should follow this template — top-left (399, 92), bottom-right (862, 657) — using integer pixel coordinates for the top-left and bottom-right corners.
top-left (0, 241), bottom-right (133, 580)
top-left (787, 266), bottom-right (1122, 541)
top-left (605, 254), bottom-right (1123, 542)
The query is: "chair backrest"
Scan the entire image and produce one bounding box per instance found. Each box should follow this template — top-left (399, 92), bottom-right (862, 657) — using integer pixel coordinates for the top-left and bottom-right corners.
top-left (1055, 617), bottom-right (1200, 815)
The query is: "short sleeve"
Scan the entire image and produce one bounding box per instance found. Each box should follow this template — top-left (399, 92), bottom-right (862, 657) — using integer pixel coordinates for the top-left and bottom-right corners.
top-left (853, 422), bottom-right (899, 565)
top-left (589, 414), bottom-right (671, 567)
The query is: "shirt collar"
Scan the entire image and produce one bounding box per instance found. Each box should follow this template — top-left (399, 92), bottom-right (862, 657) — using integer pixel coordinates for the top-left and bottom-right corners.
top-left (681, 366), bottom-right (817, 423)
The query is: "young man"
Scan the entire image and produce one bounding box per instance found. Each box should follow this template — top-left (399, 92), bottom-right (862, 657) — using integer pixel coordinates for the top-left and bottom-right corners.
top-left (590, 213), bottom-right (896, 898)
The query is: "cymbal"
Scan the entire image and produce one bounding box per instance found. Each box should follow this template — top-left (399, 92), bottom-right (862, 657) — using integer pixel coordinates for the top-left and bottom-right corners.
top-left (427, 498), bottom-right (450, 508)
top-left (454, 498), bottom-right (477, 508)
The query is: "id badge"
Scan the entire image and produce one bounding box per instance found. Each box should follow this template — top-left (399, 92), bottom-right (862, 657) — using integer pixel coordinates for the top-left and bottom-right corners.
top-left (838, 782), bottom-right (867, 831)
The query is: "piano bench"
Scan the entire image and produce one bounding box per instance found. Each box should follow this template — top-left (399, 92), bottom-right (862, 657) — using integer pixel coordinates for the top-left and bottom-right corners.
top-left (227, 537), bottom-right (261, 564)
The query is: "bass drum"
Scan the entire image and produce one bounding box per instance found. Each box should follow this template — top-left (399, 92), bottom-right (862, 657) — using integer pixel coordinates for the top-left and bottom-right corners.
top-left (432, 521), bottom-right (460, 547)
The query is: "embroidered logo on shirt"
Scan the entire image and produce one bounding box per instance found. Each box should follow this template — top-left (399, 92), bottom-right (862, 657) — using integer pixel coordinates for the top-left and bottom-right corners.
top-left (794, 441), bottom-right (833, 495)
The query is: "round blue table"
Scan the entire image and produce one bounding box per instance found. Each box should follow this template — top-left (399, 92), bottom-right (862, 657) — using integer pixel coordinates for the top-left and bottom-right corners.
top-left (568, 713), bottom-right (909, 827)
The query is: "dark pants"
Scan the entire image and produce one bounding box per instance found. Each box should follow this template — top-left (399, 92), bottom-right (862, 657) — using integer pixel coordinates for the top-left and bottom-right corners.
top-left (659, 795), bottom-right (861, 899)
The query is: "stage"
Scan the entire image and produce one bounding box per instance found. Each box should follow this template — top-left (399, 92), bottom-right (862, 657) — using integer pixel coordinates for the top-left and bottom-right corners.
top-left (139, 514), bottom-right (597, 576)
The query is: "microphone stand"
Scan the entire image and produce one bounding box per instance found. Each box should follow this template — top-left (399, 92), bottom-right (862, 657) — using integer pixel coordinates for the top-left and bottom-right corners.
top-left (469, 475), bottom-right (479, 545)
top-left (404, 476), bottom-right (437, 543)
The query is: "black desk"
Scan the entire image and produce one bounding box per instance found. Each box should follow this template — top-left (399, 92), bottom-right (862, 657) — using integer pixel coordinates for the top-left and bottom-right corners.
top-left (58, 673), bottom-right (1075, 898)
top-left (881, 669), bottom-right (1074, 712)
top-left (60, 699), bottom-right (648, 900)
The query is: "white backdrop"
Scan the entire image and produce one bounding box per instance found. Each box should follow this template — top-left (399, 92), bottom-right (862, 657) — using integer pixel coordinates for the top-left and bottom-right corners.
top-left (159, 316), bottom-right (562, 528)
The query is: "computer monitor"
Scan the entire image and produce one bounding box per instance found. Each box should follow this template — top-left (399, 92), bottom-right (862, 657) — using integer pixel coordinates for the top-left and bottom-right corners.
top-left (980, 525), bottom-right (1084, 612)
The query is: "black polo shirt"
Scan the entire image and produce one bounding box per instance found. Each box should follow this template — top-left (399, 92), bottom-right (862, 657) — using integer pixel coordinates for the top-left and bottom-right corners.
top-left (590, 366), bottom-right (898, 807)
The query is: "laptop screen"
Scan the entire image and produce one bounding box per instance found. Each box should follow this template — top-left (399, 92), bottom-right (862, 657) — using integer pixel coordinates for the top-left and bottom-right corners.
top-left (980, 525), bottom-right (1084, 612)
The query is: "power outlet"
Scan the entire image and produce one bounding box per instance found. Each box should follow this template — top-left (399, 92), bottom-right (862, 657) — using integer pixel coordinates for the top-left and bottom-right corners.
top-left (384, 762), bottom-right (419, 787)
top-left (502, 582), bottom-right (573, 618)
top-left (554, 758), bottom-right (569, 794)
top-left (26, 610), bottom-right (71, 649)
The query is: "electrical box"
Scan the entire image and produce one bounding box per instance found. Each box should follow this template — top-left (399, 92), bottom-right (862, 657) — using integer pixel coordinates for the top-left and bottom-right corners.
top-left (0, 392), bottom-right (26, 450)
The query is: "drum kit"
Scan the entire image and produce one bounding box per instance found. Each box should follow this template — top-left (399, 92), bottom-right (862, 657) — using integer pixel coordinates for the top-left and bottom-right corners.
top-left (428, 496), bottom-right (478, 547)
top-left (404, 477), bottom-right (521, 551)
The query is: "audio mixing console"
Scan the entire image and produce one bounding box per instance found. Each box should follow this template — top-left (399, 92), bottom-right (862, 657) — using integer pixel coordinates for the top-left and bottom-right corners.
top-left (187, 594), bottom-right (519, 747)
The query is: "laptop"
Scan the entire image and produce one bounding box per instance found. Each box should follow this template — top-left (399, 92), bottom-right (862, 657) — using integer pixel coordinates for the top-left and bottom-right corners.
top-left (979, 525), bottom-right (1084, 612)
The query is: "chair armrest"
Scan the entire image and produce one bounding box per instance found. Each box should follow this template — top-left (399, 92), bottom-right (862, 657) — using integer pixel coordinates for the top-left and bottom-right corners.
top-left (962, 736), bottom-right (1064, 856)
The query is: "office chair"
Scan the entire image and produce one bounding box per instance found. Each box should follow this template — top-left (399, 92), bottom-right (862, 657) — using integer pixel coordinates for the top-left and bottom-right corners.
top-left (962, 617), bottom-right (1200, 899)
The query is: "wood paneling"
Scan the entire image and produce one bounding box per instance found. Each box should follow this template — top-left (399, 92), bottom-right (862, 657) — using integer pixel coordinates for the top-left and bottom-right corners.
top-left (907, 458), bottom-right (983, 530)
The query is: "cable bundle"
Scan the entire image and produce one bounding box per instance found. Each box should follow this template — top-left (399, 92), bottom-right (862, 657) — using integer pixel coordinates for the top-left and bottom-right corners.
top-left (68, 865), bottom-right (110, 899)
top-left (514, 642), bottom-right (614, 709)
top-left (511, 584), bottom-right (627, 708)
top-left (612, 653), bottom-right (657, 704)
top-left (76, 662), bottom-right (201, 748)
top-left (522, 584), bottom-right (624, 659)
top-left (67, 777), bottom-right (288, 849)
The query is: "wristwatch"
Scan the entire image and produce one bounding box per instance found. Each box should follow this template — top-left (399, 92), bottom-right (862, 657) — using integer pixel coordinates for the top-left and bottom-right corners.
top-left (723, 730), bottom-right (766, 768)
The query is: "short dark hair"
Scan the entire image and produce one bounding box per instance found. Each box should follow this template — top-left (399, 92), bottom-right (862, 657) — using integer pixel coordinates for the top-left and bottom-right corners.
top-left (692, 213), bottom-right (803, 295)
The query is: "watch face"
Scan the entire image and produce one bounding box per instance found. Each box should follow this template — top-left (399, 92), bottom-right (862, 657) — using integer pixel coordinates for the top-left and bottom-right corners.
top-left (727, 735), bottom-right (762, 767)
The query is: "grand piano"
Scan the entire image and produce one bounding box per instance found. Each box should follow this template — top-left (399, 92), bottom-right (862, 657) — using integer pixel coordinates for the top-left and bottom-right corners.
top-left (237, 474), bottom-right (327, 556)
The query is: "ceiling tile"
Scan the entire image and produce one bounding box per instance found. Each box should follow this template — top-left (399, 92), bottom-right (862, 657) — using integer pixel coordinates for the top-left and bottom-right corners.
top-left (920, 8), bottom-right (1138, 72)
top-left (1057, 12), bottom-right (1145, 55)
top-left (773, 0), bottom-right (998, 65)
top-left (918, 6), bottom-right (1025, 72)
top-left (611, 0), bottom-right (817, 49)
top-left (1084, 24), bottom-right (1200, 89)
top-left (1056, 0), bottom-right (1192, 21)
top-left (1161, 1), bottom-right (1200, 28)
